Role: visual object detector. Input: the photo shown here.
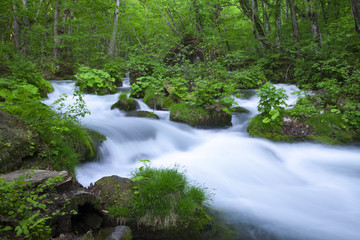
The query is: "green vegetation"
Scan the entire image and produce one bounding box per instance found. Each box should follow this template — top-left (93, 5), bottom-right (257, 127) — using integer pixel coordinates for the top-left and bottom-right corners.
top-left (170, 103), bottom-right (232, 128)
top-left (111, 93), bottom-right (137, 111)
top-left (0, 173), bottom-right (66, 239)
top-left (76, 66), bottom-right (118, 95)
top-left (108, 161), bottom-right (212, 237)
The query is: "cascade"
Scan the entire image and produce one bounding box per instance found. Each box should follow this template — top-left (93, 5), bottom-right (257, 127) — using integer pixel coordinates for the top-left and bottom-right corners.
top-left (45, 78), bottom-right (360, 240)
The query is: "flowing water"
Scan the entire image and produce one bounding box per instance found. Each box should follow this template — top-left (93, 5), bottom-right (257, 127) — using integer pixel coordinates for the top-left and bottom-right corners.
top-left (44, 78), bottom-right (360, 240)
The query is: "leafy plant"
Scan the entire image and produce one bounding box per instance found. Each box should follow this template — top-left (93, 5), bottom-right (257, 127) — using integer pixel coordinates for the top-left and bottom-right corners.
top-left (257, 82), bottom-right (288, 125)
top-left (76, 66), bottom-right (117, 95)
top-left (0, 173), bottom-right (65, 239)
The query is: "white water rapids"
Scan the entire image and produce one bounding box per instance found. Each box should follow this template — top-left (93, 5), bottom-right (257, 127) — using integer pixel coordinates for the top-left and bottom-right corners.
top-left (44, 78), bottom-right (360, 240)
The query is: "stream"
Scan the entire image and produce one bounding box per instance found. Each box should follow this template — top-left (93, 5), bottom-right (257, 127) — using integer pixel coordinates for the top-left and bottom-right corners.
top-left (44, 77), bottom-right (360, 240)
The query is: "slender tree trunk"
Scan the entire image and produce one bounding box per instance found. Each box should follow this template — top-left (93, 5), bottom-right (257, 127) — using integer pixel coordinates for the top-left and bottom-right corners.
top-left (287, 0), bottom-right (299, 47)
top-left (21, 0), bottom-right (29, 56)
top-left (350, 0), bottom-right (360, 37)
top-left (53, 0), bottom-right (61, 58)
top-left (262, 1), bottom-right (270, 34)
top-left (305, 0), bottom-right (322, 52)
top-left (12, 3), bottom-right (21, 51)
top-left (275, 0), bottom-right (281, 47)
top-left (109, 0), bottom-right (120, 57)
top-left (154, 0), bottom-right (182, 37)
top-left (193, 0), bottom-right (204, 37)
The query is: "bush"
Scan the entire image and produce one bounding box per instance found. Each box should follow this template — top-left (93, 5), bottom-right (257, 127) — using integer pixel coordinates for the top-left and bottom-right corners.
top-left (76, 66), bottom-right (118, 95)
top-left (129, 162), bottom-right (211, 234)
top-left (257, 82), bottom-right (288, 126)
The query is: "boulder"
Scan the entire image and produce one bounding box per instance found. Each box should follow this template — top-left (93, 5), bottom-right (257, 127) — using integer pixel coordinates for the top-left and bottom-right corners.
top-left (0, 169), bottom-right (70, 186)
top-left (0, 111), bottom-right (44, 173)
top-left (91, 176), bottom-right (134, 209)
top-left (111, 95), bottom-right (137, 111)
top-left (106, 226), bottom-right (132, 240)
top-left (170, 104), bottom-right (232, 128)
top-left (126, 111), bottom-right (159, 119)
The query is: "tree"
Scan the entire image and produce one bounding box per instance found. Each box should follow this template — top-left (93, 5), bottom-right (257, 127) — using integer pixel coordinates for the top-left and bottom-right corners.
top-left (350, 0), bottom-right (360, 37)
top-left (109, 0), bottom-right (120, 57)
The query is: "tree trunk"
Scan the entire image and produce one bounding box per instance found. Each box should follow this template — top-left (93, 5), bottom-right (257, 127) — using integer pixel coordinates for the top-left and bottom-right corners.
top-left (52, 0), bottom-right (61, 58)
top-left (154, 0), bottom-right (182, 37)
top-left (305, 0), bottom-right (322, 52)
top-left (12, 3), bottom-right (21, 51)
top-left (350, 0), bottom-right (360, 37)
top-left (287, 0), bottom-right (299, 47)
top-left (21, 0), bottom-right (29, 56)
top-left (275, 0), bottom-right (281, 47)
top-left (262, 1), bottom-right (270, 34)
top-left (109, 0), bottom-right (120, 57)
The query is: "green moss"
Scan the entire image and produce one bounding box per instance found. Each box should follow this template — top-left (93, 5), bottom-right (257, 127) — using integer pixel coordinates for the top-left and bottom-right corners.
top-left (232, 106), bottom-right (250, 113)
top-left (126, 110), bottom-right (159, 119)
top-left (170, 103), bottom-right (232, 128)
top-left (246, 114), bottom-right (289, 141)
top-left (111, 93), bottom-right (137, 111)
top-left (143, 89), bottom-right (165, 110)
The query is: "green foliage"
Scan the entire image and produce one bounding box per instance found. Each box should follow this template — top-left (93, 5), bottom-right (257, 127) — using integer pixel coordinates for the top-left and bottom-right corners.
top-left (0, 173), bottom-right (64, 239)
top-left (247, 114), bottom-right (287, 141)
top-left (130, 76), bottom-right (164, 99)
top-left (229, 64), bottom-right (265, 89)
top-left (257, 82), bottom-right (288, 125)
top-left (0, 82), bottom-right (94, 173)
top-left (76, 66), bottom-right (118, 95)
top-left (130, 162), bottom-right (211, 232)
top-left (103, 59), bottom-right (126, 84)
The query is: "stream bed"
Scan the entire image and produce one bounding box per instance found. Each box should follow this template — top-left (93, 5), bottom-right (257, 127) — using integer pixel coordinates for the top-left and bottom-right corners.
top-left (44, 78), bottom-right (360, 240)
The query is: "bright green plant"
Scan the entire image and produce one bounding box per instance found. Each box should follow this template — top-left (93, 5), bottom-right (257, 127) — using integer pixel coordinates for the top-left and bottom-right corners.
top-left (130, 161), bottom-right (211, 232)
top-left (257, 82), bottom-right (288, 124)
top-left (0, 173), bottom-right (65, 239)
top-left (130, 76), bottom-right (164, 98)
top-left (76, 66), bottom-right (117, 95)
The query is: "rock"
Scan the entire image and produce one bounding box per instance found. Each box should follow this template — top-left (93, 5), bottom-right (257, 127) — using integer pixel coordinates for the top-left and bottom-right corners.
top-left (106, 226), bottom-right (132, 240)
top-left (126, 111), bottom-right (159, 119)
top-left (111, 94), bottom-right (137, 111)
top-left (91, 176), bottom-right (133, 209)
top-left (232, 106), bottom-right (250, 113)
top-left (0, 169), bottom-right (70, 186)
top-left (0, 111), bottom-right (44, 173)
top-left (170, 104), bottom-right (232, 128)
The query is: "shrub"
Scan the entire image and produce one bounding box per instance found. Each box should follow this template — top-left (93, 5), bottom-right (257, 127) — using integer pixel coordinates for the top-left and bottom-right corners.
top-left (76, 66), bottom-right (118, 95)
top-left (257, 82), bottom-right (288, 125)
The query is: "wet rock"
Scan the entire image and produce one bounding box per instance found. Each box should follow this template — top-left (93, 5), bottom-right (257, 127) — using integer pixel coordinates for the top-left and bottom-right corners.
top-left (232, 106), bottom-right (250, 114)
top-left (0, 111), bottom-right (44, 173)
top-left (0, 169), bottom-right (70, 186)
top-left (106, 226), bottom-right (132, 240)
top-left (126, 111), bottom-right (159, 119)
top-left (170, 104), bottom-right (232, 128)
top-left (111, 95), bottom-right (137, 111)
top-left (91, 176), bottom-right (134, 209)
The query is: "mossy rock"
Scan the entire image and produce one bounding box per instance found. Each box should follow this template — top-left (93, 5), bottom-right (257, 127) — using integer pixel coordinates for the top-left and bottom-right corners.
top-left (111, 94), bottom-right (137, 111)
top-left (232, 106), bottom-right (250, 113)
top-left (126, 111), bottom-right (159, 119)
top-left (170, 103), bottom-right (232, 128)
top-left (82, 85), bottom-right (118, 96)
top-left (0, 111), bottom-right (45, 173)
top-left (93, 176), bottom-right (134, 209)
top-left (79, 129), bottom-right (106, 163)
top-left (247, 113), bottom-right (356, 144)
top-left (143, 90), bottom-right (165, 110)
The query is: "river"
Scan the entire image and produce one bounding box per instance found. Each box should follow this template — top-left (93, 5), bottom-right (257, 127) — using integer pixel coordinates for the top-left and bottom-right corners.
top-left (44, 77), bottom-right (360, 240)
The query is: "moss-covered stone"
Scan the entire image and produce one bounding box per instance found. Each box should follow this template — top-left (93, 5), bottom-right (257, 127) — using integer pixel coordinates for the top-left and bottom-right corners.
top-left (93, 176), bottom-right (134, 210)
top-left (170, 103), bottom-right (232, 128)
top-left (232, 106), bottom-right (250, 113)
top-left (126, 111), bottom-right (159, 119)
top-left (247, 112), bottom-right (357, 144)
top-left (111, 94), bottom-right (137, 111)
top-left (0, 111), bottom-right (45, 173)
